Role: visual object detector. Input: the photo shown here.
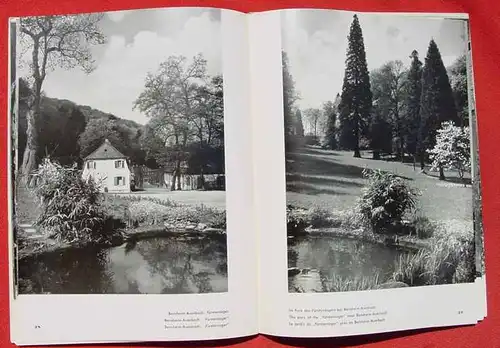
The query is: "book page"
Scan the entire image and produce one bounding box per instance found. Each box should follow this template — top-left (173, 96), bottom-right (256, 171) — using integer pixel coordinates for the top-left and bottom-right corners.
top-left (250, 9), bottom-right (486, 337)
top-left (8, 8), bottom-right (258, 345)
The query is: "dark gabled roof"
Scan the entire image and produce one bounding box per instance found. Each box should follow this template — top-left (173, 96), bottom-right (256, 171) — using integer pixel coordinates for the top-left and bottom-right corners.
top-left (84, 139), bottom-right (127, 160)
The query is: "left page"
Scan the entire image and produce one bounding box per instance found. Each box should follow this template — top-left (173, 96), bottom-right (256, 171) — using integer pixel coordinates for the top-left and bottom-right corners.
top-left (8, 7), bottom-right (258, 345)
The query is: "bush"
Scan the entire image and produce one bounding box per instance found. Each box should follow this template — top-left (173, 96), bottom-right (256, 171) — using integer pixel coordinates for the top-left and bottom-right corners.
top-left (357, 169), bottom-right (419, 233)
top-left (31, 158), bottom-right (114, 244)
top-left (410, 215), bottom-right (436, 239)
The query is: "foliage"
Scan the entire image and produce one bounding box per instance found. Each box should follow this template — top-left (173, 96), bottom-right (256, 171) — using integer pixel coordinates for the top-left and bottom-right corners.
top-left (19, 14), bottom-right (106, 177)
top-left (409, 215), bottom-right (435, 239)
top-left (322, 100), bottom-right (338, 149)
top-left (30, 158), bottom-right (115, 244)
top-left (369, 103), bottom-right (393, 159)
top-left (338, 15), bottom-right (372, 157)
top-left (393, 222), bottom-right (475, 286)
top-left (418, 39), bottom-right (459, 163)
top-left (448, 55), bottom-right (469, 127)
top-left (403, 50), bottom-right (423, 157)
top-left (358, 168), bottom-right (419, 232)
top-left (294, 109), bottom-right (305, 137)
top-left (78, 116), bottom-right (145, 165)
top-left (427, 121), bottom-right (471, 182)
top-left (134, 54), bottom-right (224, 189)
top-left (103, 195), bottom-right (226, 230)
top-left (324, 274), bottom-right (381, 292)
top-left (282, 51), bottom-right (301, 146)
top-left (370, 60), bottom-right (407, 159)
top-left (304, 108), bottom-right (322, 139)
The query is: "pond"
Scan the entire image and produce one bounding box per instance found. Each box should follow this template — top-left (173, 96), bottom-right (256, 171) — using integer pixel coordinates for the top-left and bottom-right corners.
top-left (18, 234), bottom-right (228, 294)
top-left (288, 235), bottom-right (409, 293)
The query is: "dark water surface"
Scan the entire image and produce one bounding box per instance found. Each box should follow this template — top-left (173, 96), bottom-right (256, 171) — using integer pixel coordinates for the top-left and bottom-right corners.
top-left (288, 235), bottom-right (408, 292)
top-left (19, 235), bottom-right (228, 294)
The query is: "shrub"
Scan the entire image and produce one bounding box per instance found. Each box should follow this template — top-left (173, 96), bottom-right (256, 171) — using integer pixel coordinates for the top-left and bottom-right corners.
top-left (31, 158), bottom-right (113, 244)
top-left (357, 169), bottom-right (419, 233)
top-left (308, 207), bottom-right (332, 228)
top-left (286, 205), bottom-right (310, 234)
top-left (409, 215), bottom-right (436, 239)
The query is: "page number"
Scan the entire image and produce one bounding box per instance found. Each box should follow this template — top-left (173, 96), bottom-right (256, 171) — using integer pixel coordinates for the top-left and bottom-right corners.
top-left (457, 311), bottom-right (463, 315)
top-left (34, 325), bottom-right (41, 329)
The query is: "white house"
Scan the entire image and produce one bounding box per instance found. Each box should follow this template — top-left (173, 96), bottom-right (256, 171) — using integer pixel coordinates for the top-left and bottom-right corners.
top-left (82, 139), bottom-right (131, 193)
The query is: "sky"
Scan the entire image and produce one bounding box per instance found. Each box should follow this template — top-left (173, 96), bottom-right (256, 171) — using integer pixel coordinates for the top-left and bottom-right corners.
top-left (281, 10), bottom-right (468, 112)
top-left (18, 8), bottom-right (223, 125)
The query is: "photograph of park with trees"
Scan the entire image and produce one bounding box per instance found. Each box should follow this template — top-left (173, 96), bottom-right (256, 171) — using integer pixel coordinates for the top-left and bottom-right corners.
top-left (283, 11), bottom-right (484, 293)
top-left (11, 8), bottom-right (228, 295)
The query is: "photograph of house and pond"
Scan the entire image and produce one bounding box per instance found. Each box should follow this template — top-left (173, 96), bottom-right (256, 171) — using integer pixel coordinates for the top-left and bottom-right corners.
top-left (282, 11), bottom-right (485, 293)
top-left (10, 8), bottom-right (228, 295)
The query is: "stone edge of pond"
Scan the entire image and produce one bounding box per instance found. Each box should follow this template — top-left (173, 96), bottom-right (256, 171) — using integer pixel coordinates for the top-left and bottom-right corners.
top-left (17, 225), bottom-right (226, 261)
top-left (288, 227), bottom-right (430, 252)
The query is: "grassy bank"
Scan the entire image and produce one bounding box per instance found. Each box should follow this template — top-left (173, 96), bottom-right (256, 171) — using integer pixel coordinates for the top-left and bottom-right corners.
top-left (16, 188), bottom-right (227, 260)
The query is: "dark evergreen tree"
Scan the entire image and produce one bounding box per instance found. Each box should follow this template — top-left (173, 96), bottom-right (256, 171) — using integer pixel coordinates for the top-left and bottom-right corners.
top-left (294, 109), bottom-right (305, 137)
top-left (418, 39), bottom-right (458, 171)
top-left (338, 14), bottom-right (372, 158)
top-left (323, 101), bottom-right (337, 150)
top-left (404, 50), bottom-right (423, 165)
top-left (369, 103), bottom-right (392, 160)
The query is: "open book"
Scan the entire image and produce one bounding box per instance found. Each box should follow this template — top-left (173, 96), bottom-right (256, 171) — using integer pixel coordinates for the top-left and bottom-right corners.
top-left (7, 7), bottom-right (487, 346)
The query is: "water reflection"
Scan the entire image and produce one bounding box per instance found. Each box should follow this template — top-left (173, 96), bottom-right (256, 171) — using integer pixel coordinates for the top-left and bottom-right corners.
top-left (288, 236), bottom-right (407, 293)
top-left (18, 235), bottom-right (228, 294)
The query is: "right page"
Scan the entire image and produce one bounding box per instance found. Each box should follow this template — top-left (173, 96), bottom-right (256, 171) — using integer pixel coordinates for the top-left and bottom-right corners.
top-left (250, 9), bottom-right (486, 337)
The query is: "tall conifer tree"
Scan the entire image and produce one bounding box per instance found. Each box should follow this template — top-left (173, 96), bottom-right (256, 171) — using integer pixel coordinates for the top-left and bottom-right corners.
top-left (404, 50), bottom-right (423, 165)
top-left (418, 39), bottom-right (458, 171)
top-left (338, 14), bottom-right (372, 158)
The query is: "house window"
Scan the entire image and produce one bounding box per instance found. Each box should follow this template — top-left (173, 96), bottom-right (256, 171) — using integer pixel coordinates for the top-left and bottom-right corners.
top-left (114, 176), bottom-right (126, 186)
top-left (115, 160), bottom-right (125, 168)
top-left (87, 161), bottom-right (96, 169)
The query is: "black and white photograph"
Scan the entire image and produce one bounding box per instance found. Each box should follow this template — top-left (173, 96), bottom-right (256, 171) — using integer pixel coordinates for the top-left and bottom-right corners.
top-left (11, 8), bottom-right (228, 295)
top-left (283, 11), bottom-right (484, 293)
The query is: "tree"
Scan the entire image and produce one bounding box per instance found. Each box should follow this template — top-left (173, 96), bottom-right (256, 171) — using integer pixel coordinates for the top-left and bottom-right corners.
top-left (294, 109), bottom-right (305, 137)
top-left (403, 50), bottom-right (423, 167)
top-left (322, 100), bottom-right (337, 149)
top-left (370, 60), bottom-right (407, 161)
top-left (369, 101), bottom-right (393, 160)
top-left (338, 14), bottom-right (372, 158)
top-left (418, 39), bottom-right (458, 170)
top-left (282, 51), bottom-right (300, 148)
top-left (19, 14), bottom-right (105, 183)
top-left (427, 121), bottom-right (470, 183)
top-left (448, 55), bottom-right (468, 127)
top-left (304, 108), bottom-right (322, 141)
top-left (134, 54), bottom-right (216, 190)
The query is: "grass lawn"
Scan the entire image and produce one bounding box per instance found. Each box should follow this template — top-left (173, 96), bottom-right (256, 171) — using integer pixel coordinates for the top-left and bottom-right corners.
top-left (119, 188), bottom-right (226, 210)
top-left (286, 146), bottom-right (472, 226)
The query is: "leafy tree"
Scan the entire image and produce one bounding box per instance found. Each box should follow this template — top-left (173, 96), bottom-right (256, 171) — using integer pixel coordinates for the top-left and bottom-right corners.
top-left (294, 109), bottom-right (305, 137)
top-left (427, 121), bottom-right (470, 183)
top-left (135, 54), bottom-right (224, 190)
top-left (370, 60), bottom-right (407, 160)
top-left (403, 50), bottom-right (423, 166)
top-left (338, 14), bottom-right (372, 157)
top-left (322, 100), bottom-right (337, 149)
top-left (304, 108), bottom-right (322, 140)
top-left (19, 14), bottom-right (105, 183)
top-left (418, 39), bottom-right (458, 170)
top-left (282, 51), bottom-right (300, 148)
top-left (369, 102), bottom-right (393, 160)
top-left (448, 55), bottom-right (468, 127)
